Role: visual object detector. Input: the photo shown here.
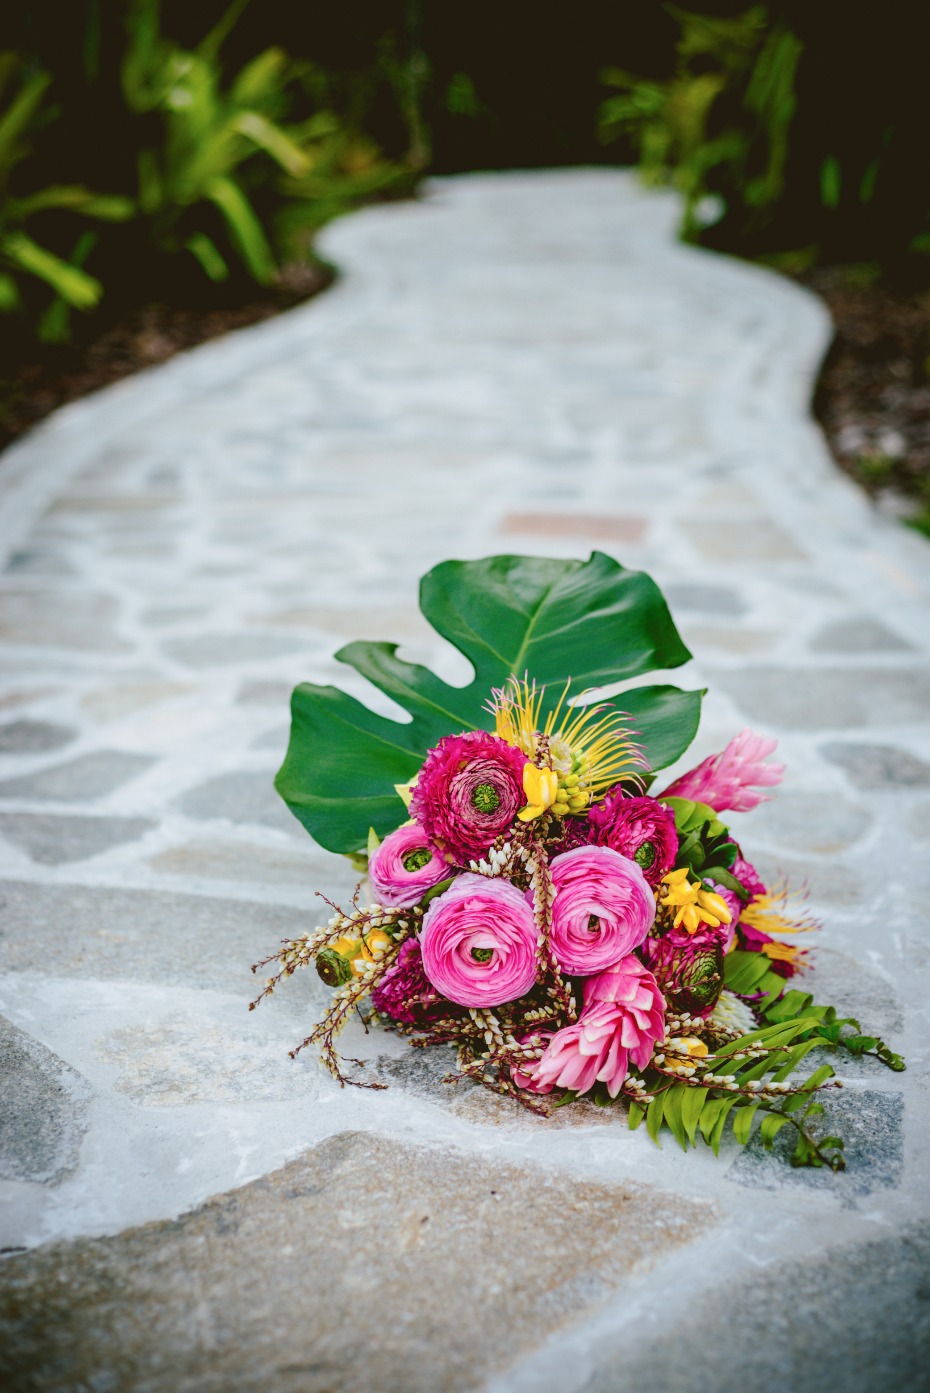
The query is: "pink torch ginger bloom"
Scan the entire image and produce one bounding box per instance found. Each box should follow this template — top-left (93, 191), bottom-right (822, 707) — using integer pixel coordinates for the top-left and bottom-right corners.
top-left (410, 730), bottom-right (527, 866)
top-left (544, 845), bottom-right (656, 975)
top-left (420, 873), bottom-right (538, 1007)
top-left (509, 1027), bottom-right (557, 1094)
top-left (368, 824), bottom-right (449, 908)
top-left (661, 729), bottom-right (785, 813)
top-left (587, 792), bottom-right (678, 887)
top-left (531, 956), bottom-right (665, 1098)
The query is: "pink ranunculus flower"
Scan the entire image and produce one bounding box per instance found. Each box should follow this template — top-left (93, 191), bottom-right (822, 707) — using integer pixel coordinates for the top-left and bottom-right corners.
top-left (587, 792), bottom-right (679, 887)
top-left (419, 873), bottom-right (538, 1007)
top-left (660, 728), bottom-right (785, 813)
top-left (530, 956), bottom-right (665, 1098)
top-left (544, 845), bottom-right (656, 975)
top-left (368, 824), bottom-right (449, 908)
top-left (410, 730), bottom-right (527, 866)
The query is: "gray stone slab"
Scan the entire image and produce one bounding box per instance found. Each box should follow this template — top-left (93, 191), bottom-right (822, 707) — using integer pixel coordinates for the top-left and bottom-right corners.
top-left (586, 1220), bottom-right (930, 1393)
top-left (0, 591), bottom-right (128, 652)
top-left (0, 750), bottom-right (154, 803)
top-left (0, 881), bottom-right (310, 993)
top-left (162, 633), bottom-right (299, 667)
top-left (0, 720), bottom-right (75, 754)
top-left (729, 1088), bottom-right (904, 1195)
top-left (0, 1132), bottom-right (713, 1393)
top-left (0, 812), bottom-right (155, 864)
top-left (821, 740), bottom-right (930, 790)
top-left (660, 582), bottom-right (747, 618)
top-left (0, 1017), bottom-right (91, 1185)
top-left (178, 769), bottom-right (301, 836)
top-left (810, 617), bottom-right (913, 653)
top-left (745, 791), bottom-right (872, 854)
top-left (716, 667), bottom-right (930, 730)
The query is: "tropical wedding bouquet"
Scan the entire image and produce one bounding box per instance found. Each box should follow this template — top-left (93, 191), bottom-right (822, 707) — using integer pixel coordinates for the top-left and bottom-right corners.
top-left (252, 554), bottom-right (903, 1168)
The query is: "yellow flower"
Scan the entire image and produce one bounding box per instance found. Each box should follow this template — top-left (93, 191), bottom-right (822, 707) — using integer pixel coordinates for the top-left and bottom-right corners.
top-left (740, 881), bottom-right (818, 968)
top-left (668, 1036), bottom-right (708, 1058)
top-left (660, 868), bottom-right (732, 934)
top-left (518, 763), bottom-right (560, 821)
top-left (331, 928), bottom-right (393, 977)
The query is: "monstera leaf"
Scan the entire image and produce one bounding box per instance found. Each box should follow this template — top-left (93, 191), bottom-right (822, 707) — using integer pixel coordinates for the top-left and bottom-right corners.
top-left (276, 552), bottom-right (702, 853)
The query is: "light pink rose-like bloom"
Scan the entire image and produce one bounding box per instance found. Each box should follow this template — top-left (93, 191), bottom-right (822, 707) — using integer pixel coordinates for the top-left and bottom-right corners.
top-left (530, 956), bottom-right (666, 1098)
top-left (660, 728), bottom-right (785, 813)
top-left (544, 845), bottom-right (656, 975)
top-left (420, 873), bottom-right (538, 1008)
top-left (368, 824), bottom-right (449, 908)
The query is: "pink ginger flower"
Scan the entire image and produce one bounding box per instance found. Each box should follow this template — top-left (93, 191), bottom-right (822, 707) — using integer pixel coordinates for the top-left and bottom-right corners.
top-left (368, 824), bottom-right (449, 908)
top-left (543, 845), bottom-right (656, 975)
top-left (410, 730), bottom-right (527, 866)
top-left (661, 729), bottom-right (785, 813)
top-left (529, 956), bottom-right (665, 1098)
top-left (419, 873), bottom-right (538, 1008)
top-left (509, 1027), bottom-right (557, 1094)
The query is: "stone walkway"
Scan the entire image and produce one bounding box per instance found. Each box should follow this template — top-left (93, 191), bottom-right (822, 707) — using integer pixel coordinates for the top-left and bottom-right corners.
top-left (1, 170), bottom-right (929, 1392)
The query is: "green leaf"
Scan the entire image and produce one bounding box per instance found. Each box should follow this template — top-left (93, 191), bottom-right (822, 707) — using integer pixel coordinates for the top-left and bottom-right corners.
top-left (708, 1095), bottom-right (740, 1154)
top-left (663, 1085), bottom-right (689, 1150)
top-left (732, 1102), bottom-right (760, 1145)
top-left (233, 109), bottom-right (310, 176)
top-left (682, 1085), bottom-right (709, 1145)
top-left (204, 174), bottom-right (276, 284)
top-left (627, 1100), bottom-right (645, 1131)
top-left (276, 553), bottom-right (699, 853)
top-left (185, 232), bottom-right (229, 282)
top-left (759, 1111), bottom-right (791, 1148)
top-left (1, 232), bottom-right (102, 309)
top-left (645, 1091), bottom-right (667, 1144)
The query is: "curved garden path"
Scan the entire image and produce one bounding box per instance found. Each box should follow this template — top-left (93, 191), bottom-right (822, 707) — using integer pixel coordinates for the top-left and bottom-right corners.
top-left (1, 171), bottom-right (929, 1391)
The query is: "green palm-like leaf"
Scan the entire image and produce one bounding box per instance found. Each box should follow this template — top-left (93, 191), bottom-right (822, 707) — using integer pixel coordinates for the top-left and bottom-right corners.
top-left (276, 552), bottom-right (701, 854)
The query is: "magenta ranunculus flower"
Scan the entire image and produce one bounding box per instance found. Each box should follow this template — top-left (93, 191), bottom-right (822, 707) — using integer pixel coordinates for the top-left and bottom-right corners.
top-left (587, 792), bottom-right (678, 887)
top-left (530, 956), bottom-right (665, 1098)
top-left (370, 938), bottom-right (452, 1027)
top-left (544, 845), bottom-right (656, 975)
top-left (419, 873), bottom-right (538, 1007)
top-left (660, 728), bottom-right (785, 813)
top-left (368, 824), bottom-right (449, 908)
top-left (409, 730), bottom-right (527, 866)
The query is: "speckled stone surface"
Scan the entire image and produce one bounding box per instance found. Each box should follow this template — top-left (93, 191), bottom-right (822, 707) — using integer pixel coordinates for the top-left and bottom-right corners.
top-left (0, 171), bottom-right (928, 1390)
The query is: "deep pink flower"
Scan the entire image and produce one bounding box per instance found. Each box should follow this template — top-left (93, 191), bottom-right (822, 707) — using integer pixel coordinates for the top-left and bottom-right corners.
top-left (410, 731), bottom-right (527, 866)
top-left (370, 938), bottom-right (451, 1026)
top-left (639, 934), bottom-right (725, 1016)
top-left (661, 729), bottom-right (785, 813)
top-left (368, 824), bottom-right (449, 908)
top-left (420, 873), bottom-right (538, 1007)
top-left (544, 845), bottom-right (655, 975)
top-left (530, 956), bottom-right (665, 1097)
top-left (587, 792), bottom-right (678, 887)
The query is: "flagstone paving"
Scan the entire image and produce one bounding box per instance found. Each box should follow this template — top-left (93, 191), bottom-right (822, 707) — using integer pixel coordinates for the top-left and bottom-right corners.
top-left (1, 170), bottom-right (929, 1391)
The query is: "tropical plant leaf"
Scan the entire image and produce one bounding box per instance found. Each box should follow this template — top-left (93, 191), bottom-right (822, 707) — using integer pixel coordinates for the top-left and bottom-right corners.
top-left (276, 552), bottom-right (701, 852)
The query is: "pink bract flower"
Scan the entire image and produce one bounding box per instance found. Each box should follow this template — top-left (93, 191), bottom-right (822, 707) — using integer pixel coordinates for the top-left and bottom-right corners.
top-left (420, 873), bottom-right (538, 1007)
top-left (410, 730), bottom-right (527, 866)
top-left (370, 938), bottom-right (451, 1026)
top-left (661, 728), bottom-right (785, 813)
top-left (587, 792), bottom-right (678, 887)
top-left (530, 956), bottom-right (665, 1098)
top-left (368, 824), bottom-right (449, 908)
top-left (544, 845), bottom-right (656, 975)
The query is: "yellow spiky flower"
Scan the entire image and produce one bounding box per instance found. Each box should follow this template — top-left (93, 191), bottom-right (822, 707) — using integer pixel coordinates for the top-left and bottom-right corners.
top-left (740, 880), bottom-right (818, 968)
top-left (487, 675), bottom-right (644, 821)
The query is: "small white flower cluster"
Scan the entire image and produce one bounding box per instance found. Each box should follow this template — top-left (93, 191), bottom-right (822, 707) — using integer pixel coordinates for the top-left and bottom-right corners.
top-left (468, 840), bottom-right (517, 877)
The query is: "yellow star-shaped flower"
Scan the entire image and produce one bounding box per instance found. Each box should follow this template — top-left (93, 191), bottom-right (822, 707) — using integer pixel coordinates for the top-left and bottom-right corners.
top-left (660, 867), bottom-right (732, 934)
